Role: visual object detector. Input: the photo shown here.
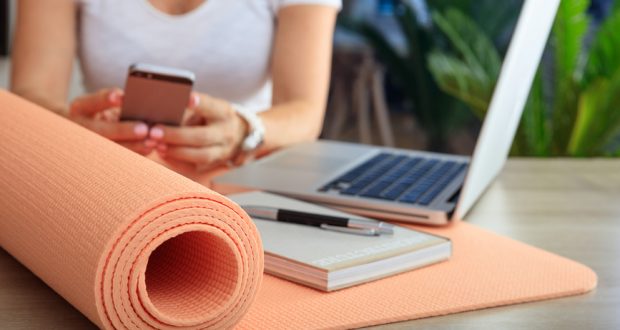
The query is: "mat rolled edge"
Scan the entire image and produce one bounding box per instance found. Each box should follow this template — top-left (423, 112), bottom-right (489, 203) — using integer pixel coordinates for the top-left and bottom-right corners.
top-left (0, 90), bottom-right (264, 329)
top-left (95, 192), bottom-right (263, 330)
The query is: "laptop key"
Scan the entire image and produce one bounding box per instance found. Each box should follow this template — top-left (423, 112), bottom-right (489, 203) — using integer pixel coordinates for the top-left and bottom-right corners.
top-left (398, 162), bottom-right (457, 204)
top-left (399, 187), bottom-right (427, 203)
top-left (382, 182), bottom-right (412, 200)
top-left (340, 155), bottom-right (408, 195)
top-left (417, 163), bottom-right (468, 205)
top-left (359, 180), bottom-right (396, 198)
top-left (359, 157), bottom-right (422, 198)
top-left (335, 153), bottom-right (392, 183)
top-left (380, 159), bottom-right (437, 200)
top-left (321, 153), bottom-right (390, 191)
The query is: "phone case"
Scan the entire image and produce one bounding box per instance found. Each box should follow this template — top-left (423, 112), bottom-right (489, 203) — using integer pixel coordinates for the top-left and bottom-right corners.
top-left (121, 63), bottom-right (195, 126)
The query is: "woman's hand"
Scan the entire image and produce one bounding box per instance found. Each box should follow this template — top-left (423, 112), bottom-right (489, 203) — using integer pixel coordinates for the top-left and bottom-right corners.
top-left (69, 88), bottom-right (152, 155)
top-left (149, 93), bottom-right (248, 171)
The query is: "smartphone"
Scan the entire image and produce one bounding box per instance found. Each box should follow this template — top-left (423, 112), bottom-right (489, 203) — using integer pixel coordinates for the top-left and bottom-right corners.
top-left (121, 63), bottom-right (195, 126)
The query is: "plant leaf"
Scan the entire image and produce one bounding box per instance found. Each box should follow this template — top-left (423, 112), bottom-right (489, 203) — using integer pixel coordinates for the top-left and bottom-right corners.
top-left (568, 79), bottom-right (608, 156)
top-left (394, 3), bottom-right (435, 124)
top-left (427, 51), bottom-right (490, 119)
top-left (427, 8), bottom-right (502, 124)
top-left (550, 0), bottom-right (589, 154)
top-left (471, 0), bottom-right (522, 47)
top-left (554, 0), bottom-right (589, 82)
top-left (569, 66), bottom-right (620, 156)
top-left (519, 73), bottom-right (551, 156)
top-left (583, 10), bottom-right (620, 85)
top-left (431, 9), bottom-right (502, 83)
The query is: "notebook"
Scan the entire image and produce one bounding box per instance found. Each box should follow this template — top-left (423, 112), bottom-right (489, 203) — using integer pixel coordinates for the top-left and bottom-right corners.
top-left (228, 191), bottom-right (451, 291)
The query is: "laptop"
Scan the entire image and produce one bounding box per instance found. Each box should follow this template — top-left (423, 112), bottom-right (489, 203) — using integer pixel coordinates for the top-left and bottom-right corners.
top-left (214, 0), bottom-right (560, 225)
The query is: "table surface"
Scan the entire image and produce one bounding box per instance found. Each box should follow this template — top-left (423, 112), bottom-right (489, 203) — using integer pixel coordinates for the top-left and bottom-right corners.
top-left (1, 159), bottom-right (619, 329)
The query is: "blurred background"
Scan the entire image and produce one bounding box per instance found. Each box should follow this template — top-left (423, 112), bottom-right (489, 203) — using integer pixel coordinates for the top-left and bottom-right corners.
top-left (1, 0), bottom-right (619, 157)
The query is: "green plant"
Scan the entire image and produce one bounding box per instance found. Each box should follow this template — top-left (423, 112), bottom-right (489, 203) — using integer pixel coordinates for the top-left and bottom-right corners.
top-left (429, 0), bottom-right (620, 156)
top-left (426, 8), bottom-right (501, 119)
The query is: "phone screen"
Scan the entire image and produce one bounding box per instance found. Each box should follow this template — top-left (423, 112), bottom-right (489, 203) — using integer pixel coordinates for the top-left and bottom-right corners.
top-left (121, 68), bottom-right (193, 126)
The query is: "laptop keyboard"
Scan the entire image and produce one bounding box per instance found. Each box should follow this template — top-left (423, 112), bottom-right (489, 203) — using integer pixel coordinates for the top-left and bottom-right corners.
top-left (319, 153), bottom-right (468, 205)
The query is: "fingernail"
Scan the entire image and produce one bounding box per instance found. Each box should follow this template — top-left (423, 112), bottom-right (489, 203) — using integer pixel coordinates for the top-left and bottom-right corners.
top-left (134, 123), bottom-right (148, 137)
top-left (150, 127), bottom-right (164, 139)
top-left (144, 139), bottom-right (157, 148)
top-left (108, 90), bottom-right (120, 104)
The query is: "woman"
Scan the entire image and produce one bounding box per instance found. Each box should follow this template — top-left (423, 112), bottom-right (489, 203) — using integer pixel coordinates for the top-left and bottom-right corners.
top-left (10, 0), bottom-right (340, 170)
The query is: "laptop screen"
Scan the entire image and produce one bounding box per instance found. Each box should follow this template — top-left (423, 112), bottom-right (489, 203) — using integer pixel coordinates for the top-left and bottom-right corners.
top-left (449, 0), bottom-right (559, 218)
top-left (338, 0), bottom-right (530, 155)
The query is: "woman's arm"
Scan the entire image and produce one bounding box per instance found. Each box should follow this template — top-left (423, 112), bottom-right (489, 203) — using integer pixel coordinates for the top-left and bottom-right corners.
top-left (262, 4), bottom-right (338, 150)
top-left (10, 1), bottom-right (152, 154)
top-left (151, 5), bottom-right (338, 169)
top-left (10, 0), bottom-right (76, 114)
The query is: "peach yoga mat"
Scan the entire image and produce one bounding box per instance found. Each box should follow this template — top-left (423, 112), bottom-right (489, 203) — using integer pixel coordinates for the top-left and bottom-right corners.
top-left (0, 90), bottom-right (263, 329)
top-left (235, 222), bottom-right (596, 329)
top-left (0, 91), bottom-right (597, 329)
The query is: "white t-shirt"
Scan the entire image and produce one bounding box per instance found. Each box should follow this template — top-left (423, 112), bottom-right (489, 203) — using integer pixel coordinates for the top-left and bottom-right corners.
top-left (76, 0), bottom-right (341, 112)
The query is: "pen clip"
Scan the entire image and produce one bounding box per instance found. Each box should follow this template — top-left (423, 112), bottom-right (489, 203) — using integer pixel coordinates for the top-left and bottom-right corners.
top-left (320, 224), bottom-right (379, 236)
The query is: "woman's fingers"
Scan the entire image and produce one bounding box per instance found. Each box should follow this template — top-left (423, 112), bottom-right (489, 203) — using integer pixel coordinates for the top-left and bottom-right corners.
top-left (118, 141), bottom-right (154, 156)
top-left (189, 92), bottom-right (201, 109)
top-left (149, 124), bottom-right (222, 147)
top-left (149, 92), bottom-right (247, 169)
top-left (191, 93), bottom-right (233, 121)
top-left (70, 88), bottom-right (123, 117)
top-left (74, 117), bottom-right (149, 141)
top-left (101, 107), bottom-right (121, 122)
top-left (160, 145), bottom-right (228, 167)
top-left (182, 107), bottom-right (206, 126)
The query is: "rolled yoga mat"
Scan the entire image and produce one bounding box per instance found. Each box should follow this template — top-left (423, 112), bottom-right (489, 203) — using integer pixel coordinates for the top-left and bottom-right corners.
top-left (0, 90), bottom-right (263, 329)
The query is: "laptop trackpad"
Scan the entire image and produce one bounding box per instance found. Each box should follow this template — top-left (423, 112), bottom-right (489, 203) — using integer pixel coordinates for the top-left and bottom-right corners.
top-left (266, 152), bottom-right (351, 174)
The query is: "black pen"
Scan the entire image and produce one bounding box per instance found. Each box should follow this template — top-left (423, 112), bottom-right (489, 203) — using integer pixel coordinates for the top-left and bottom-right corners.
top-left (242, 206), bottom-right (394, 236)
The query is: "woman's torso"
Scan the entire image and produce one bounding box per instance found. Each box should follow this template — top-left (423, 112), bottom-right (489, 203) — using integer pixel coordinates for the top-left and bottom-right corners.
top-left (77, 0), bottom-right (279, 111)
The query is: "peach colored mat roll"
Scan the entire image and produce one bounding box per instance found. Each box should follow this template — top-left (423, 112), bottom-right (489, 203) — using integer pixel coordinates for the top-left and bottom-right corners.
top-left (0, 90), bottom-right (263, 329)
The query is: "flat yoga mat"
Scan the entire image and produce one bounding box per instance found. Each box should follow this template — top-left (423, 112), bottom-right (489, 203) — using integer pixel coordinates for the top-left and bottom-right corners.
top-left (235, 222), bottom-right (597, 329)
top-left (0, 90), bottom-right (263, 329)
top-left (0, 91), bottom-right (597, 329)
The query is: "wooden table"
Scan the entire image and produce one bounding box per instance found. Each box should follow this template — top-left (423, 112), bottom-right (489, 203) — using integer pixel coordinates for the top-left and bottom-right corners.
top-left (1, 159), bottom-right (619, 329)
